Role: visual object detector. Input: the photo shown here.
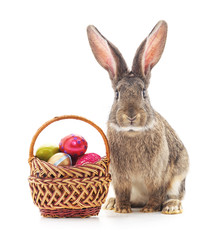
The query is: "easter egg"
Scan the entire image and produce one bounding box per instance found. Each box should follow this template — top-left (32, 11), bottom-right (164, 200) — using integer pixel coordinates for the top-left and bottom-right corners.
top-left (36, 144), bottom-right (59, 161)
top-left (48, 153), bottom-right (72, 167)
top-left (59, 134), bottom-right (88, 159)
top-left (76, 153), bottom-right (101, 166)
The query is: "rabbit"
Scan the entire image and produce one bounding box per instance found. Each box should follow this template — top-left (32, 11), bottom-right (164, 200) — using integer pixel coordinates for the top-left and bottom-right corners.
top-left (87, 20), bottom-right (189, 214)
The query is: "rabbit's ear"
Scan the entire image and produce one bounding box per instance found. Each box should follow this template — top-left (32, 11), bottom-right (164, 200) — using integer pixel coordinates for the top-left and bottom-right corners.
top-left (132, 21), bottom-right (167, 79)
top-left (87, 25), bottom-right (128, 87)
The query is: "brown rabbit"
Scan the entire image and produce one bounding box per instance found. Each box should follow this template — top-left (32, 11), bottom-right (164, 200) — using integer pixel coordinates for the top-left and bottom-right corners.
top-left (87, 21), bottom-right (189, 214)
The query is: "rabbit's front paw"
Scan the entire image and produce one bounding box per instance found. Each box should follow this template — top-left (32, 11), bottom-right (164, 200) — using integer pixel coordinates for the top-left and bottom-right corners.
top-left (162, 199), bottom-right (183, 214)
top-left (115, 206), bottom-right (132, 213)
top-left (115, 202), bottom-right (132, 213)
top-left (141, 203), bottom-right (161, 213)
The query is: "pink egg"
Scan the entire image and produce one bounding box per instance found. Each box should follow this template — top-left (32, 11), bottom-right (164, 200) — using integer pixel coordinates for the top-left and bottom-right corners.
top-left (76, 153), bottom-right (101, 166)
top-left (59, 134), bottom-right (88, 159)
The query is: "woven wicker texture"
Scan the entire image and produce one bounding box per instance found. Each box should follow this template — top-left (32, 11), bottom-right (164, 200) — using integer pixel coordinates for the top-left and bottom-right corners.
top-left (28, 115), bottom-right (111, 218)
top-left (40, 207), bottom-right (101, 218)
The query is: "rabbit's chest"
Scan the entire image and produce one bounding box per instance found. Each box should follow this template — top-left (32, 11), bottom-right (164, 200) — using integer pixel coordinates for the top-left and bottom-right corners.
top-left (108, 127), bottom-right (169, 184)
top-left (108, 131), bottom-right (161, 171)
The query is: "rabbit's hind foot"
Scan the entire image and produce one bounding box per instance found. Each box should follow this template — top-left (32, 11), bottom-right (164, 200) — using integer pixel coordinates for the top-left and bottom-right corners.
top-left (103, 197), bottom-right (116, 210)
top-left (103, 197), bottom-right (132, 213)
top-left (162, 199), bottom-right (183, 214)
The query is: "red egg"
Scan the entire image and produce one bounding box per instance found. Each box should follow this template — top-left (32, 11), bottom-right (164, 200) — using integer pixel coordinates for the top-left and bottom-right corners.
top-left (59, 134), bottom-right (88, 160)
top-left (76, 153), bottom-right (101, 166)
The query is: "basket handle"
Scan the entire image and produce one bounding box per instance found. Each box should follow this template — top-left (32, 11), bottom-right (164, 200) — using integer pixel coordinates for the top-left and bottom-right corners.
top-left (28, 115), bottom-right (110, 166)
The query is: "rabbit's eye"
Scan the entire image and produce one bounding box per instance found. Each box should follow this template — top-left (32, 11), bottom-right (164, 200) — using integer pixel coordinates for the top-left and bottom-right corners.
top-left (115, 90), bottom-right (119, 100)
top-left (143, 89), bottom-right (146, 99)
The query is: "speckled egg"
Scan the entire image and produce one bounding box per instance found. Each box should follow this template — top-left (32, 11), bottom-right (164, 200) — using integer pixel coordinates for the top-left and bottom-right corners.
top-left (59, 134), bottom-right (88, 160)
top-left (76, 153), bottom-right (101, 166)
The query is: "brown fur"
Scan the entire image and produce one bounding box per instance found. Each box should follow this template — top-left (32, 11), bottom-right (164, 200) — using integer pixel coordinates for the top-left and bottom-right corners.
top-left (87, 21), bottom-right (189, 214)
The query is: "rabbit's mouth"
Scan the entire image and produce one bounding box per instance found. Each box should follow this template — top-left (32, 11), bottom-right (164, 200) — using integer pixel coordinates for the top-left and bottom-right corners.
top-left (116, 111), bottom-right (147, 128)
top-left (109, 111), bottom-right (153, 133)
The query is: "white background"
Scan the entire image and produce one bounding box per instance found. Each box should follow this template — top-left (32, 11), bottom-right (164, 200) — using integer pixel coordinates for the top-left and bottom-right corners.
top-left (1, 0), bottom-right (220, 239)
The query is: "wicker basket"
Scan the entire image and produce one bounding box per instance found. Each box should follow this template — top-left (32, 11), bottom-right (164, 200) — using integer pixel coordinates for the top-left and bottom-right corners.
top-left (28, 115), bottom-right (111, 218)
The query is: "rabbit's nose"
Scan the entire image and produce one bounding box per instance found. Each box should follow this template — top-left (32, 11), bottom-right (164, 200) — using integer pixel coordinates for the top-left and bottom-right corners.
top-left (127, 115), bottom-right (137, 122)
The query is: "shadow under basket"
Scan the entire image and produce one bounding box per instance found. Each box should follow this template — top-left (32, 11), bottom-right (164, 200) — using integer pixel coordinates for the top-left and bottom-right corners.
top-left (28, 115), bottom-right (111, 218)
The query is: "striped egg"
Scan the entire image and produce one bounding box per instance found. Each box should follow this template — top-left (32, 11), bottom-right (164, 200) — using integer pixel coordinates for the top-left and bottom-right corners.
top-left (48, 152), bottom-right (72, 167)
